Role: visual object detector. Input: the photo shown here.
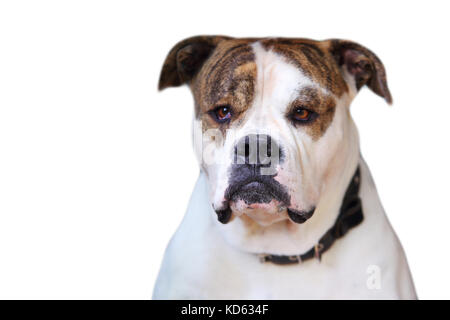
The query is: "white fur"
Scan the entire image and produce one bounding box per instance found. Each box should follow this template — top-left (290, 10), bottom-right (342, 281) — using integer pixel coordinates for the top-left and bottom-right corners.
top-left (153, 42), bottom-right (417, 299)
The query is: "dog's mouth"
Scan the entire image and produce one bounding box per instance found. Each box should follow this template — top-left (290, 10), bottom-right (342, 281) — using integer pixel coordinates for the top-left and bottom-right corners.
top-left (214, 178), bottom-right (315, 226)
top-left (230, 180), bottom-right (288, 205)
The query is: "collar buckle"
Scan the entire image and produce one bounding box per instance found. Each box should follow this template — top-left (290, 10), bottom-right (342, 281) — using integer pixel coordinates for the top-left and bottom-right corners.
top-left (292, 255), bottom-right (302, 264)
top-left (314, 243), bottom-right (324, 261)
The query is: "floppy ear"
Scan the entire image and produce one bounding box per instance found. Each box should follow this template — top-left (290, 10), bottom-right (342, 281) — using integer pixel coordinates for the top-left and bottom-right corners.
top-left (158, 35), bottom-right (231, 91)
top-left (328, 39), bottom-right (392, 104)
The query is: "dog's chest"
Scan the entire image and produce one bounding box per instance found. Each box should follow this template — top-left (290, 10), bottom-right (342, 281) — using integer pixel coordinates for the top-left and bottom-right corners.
top-left (168, 240), bottom-right (383, 299)
top-left (158, 219), bottom-right (391, 299)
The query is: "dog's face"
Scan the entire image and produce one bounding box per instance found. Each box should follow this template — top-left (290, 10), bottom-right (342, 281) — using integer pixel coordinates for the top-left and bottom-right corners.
top-left (159, 36), bottom-right (391, 227)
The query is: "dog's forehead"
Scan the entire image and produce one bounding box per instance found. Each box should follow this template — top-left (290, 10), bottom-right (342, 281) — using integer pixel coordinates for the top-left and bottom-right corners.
top-left (258, 38), bottom-right (348, 96)
top-left (193, 38), bottom-right (347, 112)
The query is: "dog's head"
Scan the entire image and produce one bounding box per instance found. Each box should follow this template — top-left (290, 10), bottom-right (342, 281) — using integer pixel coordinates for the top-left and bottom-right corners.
top-left (159, 36), bottom-right (390, 227)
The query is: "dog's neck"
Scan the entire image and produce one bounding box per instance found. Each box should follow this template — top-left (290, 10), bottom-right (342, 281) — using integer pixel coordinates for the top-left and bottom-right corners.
top-left (208, 122), bottom-right (361, 256)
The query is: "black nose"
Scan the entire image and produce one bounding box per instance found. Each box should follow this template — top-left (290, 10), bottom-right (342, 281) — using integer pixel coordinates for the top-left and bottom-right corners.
top-left (234, 134), bottom-right (282, 168)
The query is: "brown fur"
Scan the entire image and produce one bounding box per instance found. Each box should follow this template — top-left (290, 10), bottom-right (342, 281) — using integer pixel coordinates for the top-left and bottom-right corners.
top-left (192, 39), bottom-right (257, 133)
top-left (287, 86), bottom-right (337, 140)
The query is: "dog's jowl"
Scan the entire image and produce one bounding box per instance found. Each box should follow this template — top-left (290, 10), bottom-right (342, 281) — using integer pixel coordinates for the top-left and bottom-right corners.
top-left (153, 36), bottom-right (416, 299)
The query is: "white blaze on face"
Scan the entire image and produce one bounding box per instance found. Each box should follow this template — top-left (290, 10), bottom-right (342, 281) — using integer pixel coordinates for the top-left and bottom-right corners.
top-left (242, 43), bottom-right (322, 216)
top-left (194, 41), bottom-right (357, 227)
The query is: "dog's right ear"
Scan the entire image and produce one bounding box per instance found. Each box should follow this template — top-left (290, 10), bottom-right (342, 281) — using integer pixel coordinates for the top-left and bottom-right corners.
top-left (158, 35), bottom-right (231, 91)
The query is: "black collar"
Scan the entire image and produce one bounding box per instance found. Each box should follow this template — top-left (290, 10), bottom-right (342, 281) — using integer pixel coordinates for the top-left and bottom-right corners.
top-left (259, 166), bottom-right (363, 265)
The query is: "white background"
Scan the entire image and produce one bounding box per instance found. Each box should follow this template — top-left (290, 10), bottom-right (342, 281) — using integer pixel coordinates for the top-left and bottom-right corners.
top-left (0, 0), bottom-right (449, 299)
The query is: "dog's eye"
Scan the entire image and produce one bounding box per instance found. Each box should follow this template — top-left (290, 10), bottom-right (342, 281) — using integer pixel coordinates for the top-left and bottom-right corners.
top-left (210, 105), bottom-right (232, 123)
top-left (291, 107), bottom-right (316, 123)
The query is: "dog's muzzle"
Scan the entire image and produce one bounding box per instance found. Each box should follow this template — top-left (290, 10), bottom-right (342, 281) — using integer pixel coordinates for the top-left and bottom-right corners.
top-left (214, 134), bottom-right (315, 224)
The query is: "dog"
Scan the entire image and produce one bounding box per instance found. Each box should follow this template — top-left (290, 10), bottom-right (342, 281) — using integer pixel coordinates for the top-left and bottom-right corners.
top-left (152, 36), bottom-right (417, 299)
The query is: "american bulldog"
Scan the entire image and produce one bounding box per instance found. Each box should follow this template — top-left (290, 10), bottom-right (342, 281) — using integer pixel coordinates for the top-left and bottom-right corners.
top-left (152, 36), bottom-right (417, 299)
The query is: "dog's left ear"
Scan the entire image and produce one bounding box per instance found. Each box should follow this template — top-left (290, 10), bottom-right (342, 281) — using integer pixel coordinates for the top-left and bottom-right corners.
top-left (327, 39), bottom-right (392, 104)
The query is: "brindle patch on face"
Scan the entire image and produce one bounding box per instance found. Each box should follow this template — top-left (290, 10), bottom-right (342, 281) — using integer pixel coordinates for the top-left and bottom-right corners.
top-left (191, 39), bottom-right (257, 133)
top-left (260, 38), bottom-right (348, 97)
top-left (257, 38), bottom-right (347, 139)
top-left (288, 86), bottom-right (337, 140)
